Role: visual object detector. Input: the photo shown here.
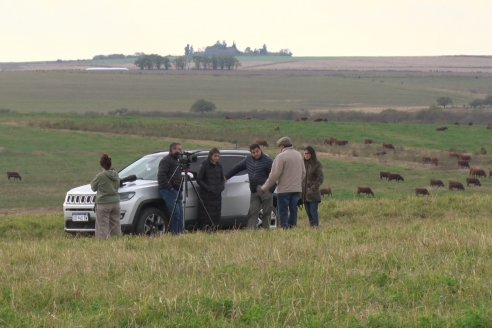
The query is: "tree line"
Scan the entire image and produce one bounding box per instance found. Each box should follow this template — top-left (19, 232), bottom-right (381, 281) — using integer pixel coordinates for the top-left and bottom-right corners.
top-left (134, 54), bottom-right (240, 71)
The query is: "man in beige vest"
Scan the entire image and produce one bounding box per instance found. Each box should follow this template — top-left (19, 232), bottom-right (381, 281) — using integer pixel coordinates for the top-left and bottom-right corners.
top-left (260, 137), bottom-right (305, 228)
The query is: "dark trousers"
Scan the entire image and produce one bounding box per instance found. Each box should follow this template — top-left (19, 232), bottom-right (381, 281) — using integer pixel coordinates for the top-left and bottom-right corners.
top-left (159, 189), bottom-right (183, 234)
top-left (304, 202), bottom-right (320, 227)
top-left (277, 192), bottom-right (301, 229)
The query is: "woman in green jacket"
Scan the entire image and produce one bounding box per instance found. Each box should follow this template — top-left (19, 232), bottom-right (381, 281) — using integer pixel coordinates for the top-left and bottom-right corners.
top-left (302, 146), bottom-right (324, 227)
top-left (90, 154), bottom-right (121, 239)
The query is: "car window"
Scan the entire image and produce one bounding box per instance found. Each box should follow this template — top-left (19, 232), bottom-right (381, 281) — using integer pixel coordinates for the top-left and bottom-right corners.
top-left (190, 155), bottom-right (248, 176)
top-left (118, 155), bottom-right (162, 180)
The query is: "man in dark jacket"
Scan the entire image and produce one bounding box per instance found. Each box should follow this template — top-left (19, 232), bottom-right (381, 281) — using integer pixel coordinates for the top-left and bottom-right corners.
top-left (158, 143), bottom-right (184, 234)
top-left (225, 144), bottom-right (274, 229)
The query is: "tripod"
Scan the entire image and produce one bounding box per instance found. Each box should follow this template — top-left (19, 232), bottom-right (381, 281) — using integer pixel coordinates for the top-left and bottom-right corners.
top-left (167, 164), bottom-right (214, 232)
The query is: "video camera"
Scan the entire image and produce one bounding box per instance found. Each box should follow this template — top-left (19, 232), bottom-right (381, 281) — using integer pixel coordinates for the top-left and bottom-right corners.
top-left (177, 151), bottom-right (199, 167)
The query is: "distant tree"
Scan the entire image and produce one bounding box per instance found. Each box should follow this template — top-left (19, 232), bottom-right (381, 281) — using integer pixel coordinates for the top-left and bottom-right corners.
top-left (260, 44), bottom-right (268, 55)
top-left (437, 96), bottom-right (453, 108)
top-left (163, 56), bottom-right (172, 70)
top-left (190, 99), bottom-right (216, 113)
top-left (174, 56), bottom-right (186, 70)
top-left (470, 99), bottom-right (484, 109)
top-left (192, 55), bottom-right (202, 70)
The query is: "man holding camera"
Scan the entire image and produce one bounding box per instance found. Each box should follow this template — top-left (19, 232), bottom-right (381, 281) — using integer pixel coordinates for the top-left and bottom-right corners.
top-left (158, 143), bottom-right (184, 234)
top-left (225, 143), bottom-right (274, 229)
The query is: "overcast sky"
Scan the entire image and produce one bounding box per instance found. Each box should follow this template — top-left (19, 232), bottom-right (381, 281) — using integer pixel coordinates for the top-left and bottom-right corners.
top-left (1, 0), bottom-right (491, 62)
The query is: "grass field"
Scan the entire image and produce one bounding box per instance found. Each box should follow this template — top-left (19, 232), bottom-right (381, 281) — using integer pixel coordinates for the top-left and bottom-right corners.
top-left (1, 115), bottom-right (492, 209)
top-left (1, 196), bottom-right (491, 327)
top-left (1, 70), bottom-right (491, 113)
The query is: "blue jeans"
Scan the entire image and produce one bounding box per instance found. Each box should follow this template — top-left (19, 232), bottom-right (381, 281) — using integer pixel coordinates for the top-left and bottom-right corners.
top-left (159, 189), bottom-right (183, 234)
top-left (277, 192), bottom-right (301, 229)
top-left (304, 202), bottom-right (319, 227)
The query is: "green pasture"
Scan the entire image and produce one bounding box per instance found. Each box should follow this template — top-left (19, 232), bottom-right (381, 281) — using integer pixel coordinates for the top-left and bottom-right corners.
top-left (1, 119), bottom-right (492, 208)
top-left (1, 70), bottom-right (490, 113)
top-left (1, 196), bottom-right (491, 327)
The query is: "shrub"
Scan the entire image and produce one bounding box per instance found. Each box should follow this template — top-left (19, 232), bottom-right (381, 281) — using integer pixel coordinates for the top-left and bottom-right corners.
top-left (190, 99), bottom-right (216, 113)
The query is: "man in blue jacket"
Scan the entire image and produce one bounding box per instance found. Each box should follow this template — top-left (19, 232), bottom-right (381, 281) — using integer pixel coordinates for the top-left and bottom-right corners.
top-left (225, 143), bottom-right (274, 229)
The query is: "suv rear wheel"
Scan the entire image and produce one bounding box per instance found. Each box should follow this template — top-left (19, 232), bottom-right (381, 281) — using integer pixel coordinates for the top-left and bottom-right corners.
top-left (135, 207), bottom-right (168, 236)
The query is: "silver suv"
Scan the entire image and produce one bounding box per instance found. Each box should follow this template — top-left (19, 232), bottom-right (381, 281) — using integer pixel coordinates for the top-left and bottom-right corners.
top-left (63, 150), bottom-right (276, 234)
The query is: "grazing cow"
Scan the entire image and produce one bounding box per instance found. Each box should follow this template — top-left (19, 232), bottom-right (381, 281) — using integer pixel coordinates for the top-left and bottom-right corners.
top-left (449, 181), bottom-right (465, 191)
top-left (480, 147), bottom-right (487, 155)
top-left (324, 137), bottom-right (337, 145)
top-left (380, 171), bottom-right (390, 180)
top-left (422, 156), bottom-right (432, 164)
top-left (375, 151), bottom-right (387, 156)
top-left (436, 126), bottom-right (448, 131)
top-left (430, 179), bottom-right (444, 188)
top-left (458, 160), bottom-right (470, 168)
top-left (255, 139), bottom-right (269, 147)
top-left (487, 124), bottom-right (492, 129)
top-left (382, 143), bottom-right (395, 150)
top-left (335, 140), bottom-right (348, 146)
top-left (469, 168), bottom-right (487, 178)
top-left (459, 154), bottom-right (471, 161)
top-left (7, 172), bottom-right (22, 181)
top-left (320, 187), bottom-right (332, 197)
top-left (431, 157), bottom-right (439, 166)
top-left (357, 187), bottom-right (374, 197)
top-left (468, 122), bottom-right (474, 126)
top-left (388, 173), bottom-right (404, 182)
top-left (273, 126), bottom-right (280, 132)
top-left (225, 115), bottom-right (233, 120)
top-left (415, 188), bottom-right (430, 196)
top-left (449, 152), bottom-right (460, 159)
top-left (364, 139), bottom-right (373, 144)
top-left (454, 122), bottom-right (460, 125)
top-left (313, 118), bottom-right (323, 122)
top-left (466, 177), bottom-right (481, 187)
top-left (300, 117), bottom-right (308, 121)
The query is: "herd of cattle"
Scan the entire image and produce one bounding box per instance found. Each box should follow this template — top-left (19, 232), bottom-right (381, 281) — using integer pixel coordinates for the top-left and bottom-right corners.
top-left (255, 129), bottom-right (491, 198)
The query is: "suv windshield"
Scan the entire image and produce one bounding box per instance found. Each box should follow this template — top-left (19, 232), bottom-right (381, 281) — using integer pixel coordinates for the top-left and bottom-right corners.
top-left (119, 154), bottom-right (163, 180)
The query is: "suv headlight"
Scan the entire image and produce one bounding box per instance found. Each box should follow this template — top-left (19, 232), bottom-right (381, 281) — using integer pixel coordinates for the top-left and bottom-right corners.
top-left (119, 192), bottom-right (136, 202)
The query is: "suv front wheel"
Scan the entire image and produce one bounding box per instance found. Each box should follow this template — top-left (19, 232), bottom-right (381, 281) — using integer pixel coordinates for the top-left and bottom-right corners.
top-left (135, 207), bottom-right (168, 236)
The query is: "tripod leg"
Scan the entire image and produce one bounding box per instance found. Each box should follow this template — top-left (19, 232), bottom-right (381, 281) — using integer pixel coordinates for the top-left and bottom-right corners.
top-left (187, 175), bottom-right (216, 227)
top-left (167, 176), bottom-right (185, 233)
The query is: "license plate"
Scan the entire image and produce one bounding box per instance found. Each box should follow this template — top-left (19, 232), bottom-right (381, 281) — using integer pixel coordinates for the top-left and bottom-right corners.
top-left (72, 212), bottom-right (89, 222)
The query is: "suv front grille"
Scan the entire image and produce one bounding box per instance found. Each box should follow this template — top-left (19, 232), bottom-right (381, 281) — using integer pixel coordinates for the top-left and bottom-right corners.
top-left (66, 194), bottom-right (96, 205)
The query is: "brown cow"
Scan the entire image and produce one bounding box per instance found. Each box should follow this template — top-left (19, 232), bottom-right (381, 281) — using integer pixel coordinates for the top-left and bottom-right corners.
top-left (430, 179), bottom-right (444, 188)
top-left (324, 137), bottom-right (337, 145)
top-left (480, 147), bottom-right (487, 155)
top-left (431, 157), bottom-right (439, 166)
top-left (487, 124), bottom-right (492, 129)
top-left (466, 177), bottom-right (481, 187)
top-left (255, 139), bottom-right (269, 147)
top-left (449, 152), bottom-right (460, 159)
top-left (382, 143), bottom-right (395, 150)
top-left (335, 140), bottom-right (348, 146)
top-left (388, 173), bottom-right (404, 182)
top-left (454, 122), bottom-right (460, 125)
top-left (422, 156), bottom-right (432, 164)
top-left (436, 126), bottom-right (448, 131)
top-left (225, 115), bottom-right (233, 120)
top-left (380, 171), bottom-right (390, 180)
top-left (320, 187), bottom-right (332, 197)
top-left (489, 169), bottom-right (492, 178)
top-left (375, 151), bottom-right (387, 156)
top-left (458, 160), bottom-right (470, 168)
top-left (300, 117), bottom-right (308, 121)
top-left (364, 139), bottom-right (373, 144)
top-left (469, 168), bottom-right (487, 178)
top-left (459, 154), bottom-right (471, 161)
top-left (7, 172), bottom-right (22, 181)
top-left (449, 181), bottom-right (465, 191)
top-left (415, 188), bottom-right (430, 196)
top-left (357, 187), bottom-right (374, 197)
top-left (313, 118), bottom-right (323, 122)
top-left (468, 122), bottom-right (474, 126)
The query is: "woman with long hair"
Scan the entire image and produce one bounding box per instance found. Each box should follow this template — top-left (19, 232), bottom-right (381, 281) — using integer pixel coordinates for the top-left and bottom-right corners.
top-left (197, 148), bottom-right (225, 230)
top-left (302, 146), bottom-right (324, 227)
top-left (90, 154), bottom-right (121, 239)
